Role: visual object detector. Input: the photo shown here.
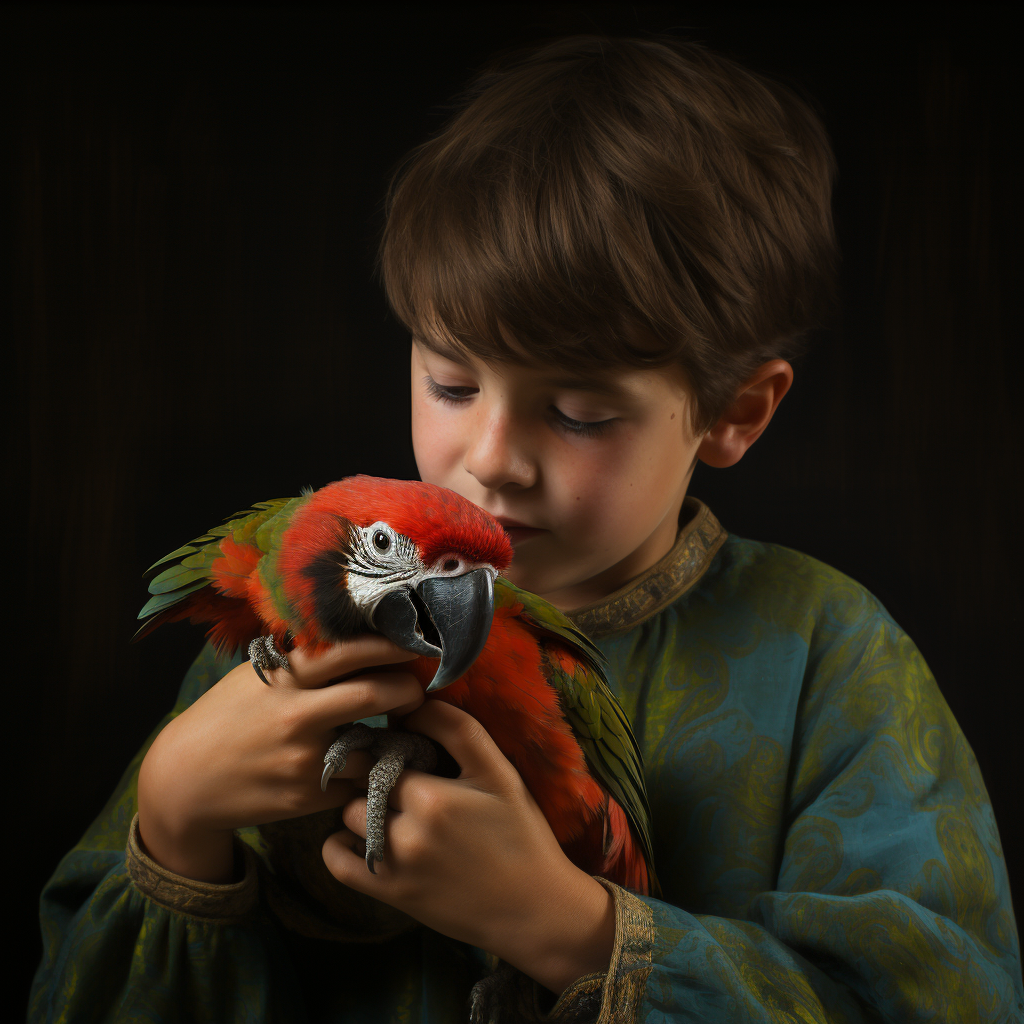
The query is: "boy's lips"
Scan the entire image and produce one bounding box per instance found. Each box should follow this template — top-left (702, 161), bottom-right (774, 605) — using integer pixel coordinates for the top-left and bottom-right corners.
top-left (494, 516), bottom-right (548, 544)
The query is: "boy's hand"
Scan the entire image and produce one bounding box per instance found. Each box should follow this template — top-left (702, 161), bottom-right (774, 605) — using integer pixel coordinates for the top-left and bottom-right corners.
top-left (137, 637), bottom-right (424, 883)
top-left (322, 700), bottom-right (616, 997)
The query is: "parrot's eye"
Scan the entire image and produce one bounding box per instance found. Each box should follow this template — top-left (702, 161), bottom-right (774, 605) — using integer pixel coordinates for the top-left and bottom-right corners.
top-left (372, 530), bottom-right (391, 552)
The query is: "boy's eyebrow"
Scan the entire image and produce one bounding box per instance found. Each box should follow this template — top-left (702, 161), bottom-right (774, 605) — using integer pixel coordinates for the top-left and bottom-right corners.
top-left (414, 335), bottom-right (633, 399)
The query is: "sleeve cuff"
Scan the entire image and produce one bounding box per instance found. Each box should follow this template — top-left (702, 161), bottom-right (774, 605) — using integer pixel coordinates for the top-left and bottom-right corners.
top-left (469, 877), bottom-right (656, 1023)
top-left (125, 812), bottom-right (259, 923)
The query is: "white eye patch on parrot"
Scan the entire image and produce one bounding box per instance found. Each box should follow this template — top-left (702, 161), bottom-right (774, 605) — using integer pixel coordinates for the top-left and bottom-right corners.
top-left (343, 521), bottom-right (499, 694)
top-left (345, 521), bottom-right (495, 618)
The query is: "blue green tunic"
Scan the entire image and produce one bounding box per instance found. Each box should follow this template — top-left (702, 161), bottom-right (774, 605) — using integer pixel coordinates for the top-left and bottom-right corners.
top-left (30, 498), bottom-right (1023, 1022)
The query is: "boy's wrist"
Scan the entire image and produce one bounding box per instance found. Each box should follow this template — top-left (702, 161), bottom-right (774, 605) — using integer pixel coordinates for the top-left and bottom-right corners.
top-left (498, 869), bottom-right (616, 997)
top-left (137, 738), bottom-right (237, 883)
top-left (126, 813), bottom-right (258, 923)
top-left (136, 789), bottom-right (236, 884)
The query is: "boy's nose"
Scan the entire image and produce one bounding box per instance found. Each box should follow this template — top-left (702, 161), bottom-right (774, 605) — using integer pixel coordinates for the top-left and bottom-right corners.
top-left (463, 409), bottom-right (537, 490)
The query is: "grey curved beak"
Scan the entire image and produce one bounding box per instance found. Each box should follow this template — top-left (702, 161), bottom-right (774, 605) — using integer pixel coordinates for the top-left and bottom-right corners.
top-left (370, 568), bottom-right (495, 692)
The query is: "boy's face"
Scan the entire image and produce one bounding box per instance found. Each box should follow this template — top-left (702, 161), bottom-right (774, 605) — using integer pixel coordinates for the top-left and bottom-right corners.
top-left (411, 338), bottom-right (702, 610)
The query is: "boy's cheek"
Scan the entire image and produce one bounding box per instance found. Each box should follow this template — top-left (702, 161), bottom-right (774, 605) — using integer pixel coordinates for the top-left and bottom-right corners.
top-left (411, 410), bottom-right (460, 481)
top-left (549, 459), bottom-right (628, 531)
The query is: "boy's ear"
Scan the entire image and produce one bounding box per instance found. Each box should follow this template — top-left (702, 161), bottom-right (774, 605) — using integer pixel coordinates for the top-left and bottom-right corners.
top-left (696, 359), bottom-right (793, 469)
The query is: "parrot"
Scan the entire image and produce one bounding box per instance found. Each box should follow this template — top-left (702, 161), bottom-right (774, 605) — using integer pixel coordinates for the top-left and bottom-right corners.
top-left (135, 475), bottom-right (660, 897)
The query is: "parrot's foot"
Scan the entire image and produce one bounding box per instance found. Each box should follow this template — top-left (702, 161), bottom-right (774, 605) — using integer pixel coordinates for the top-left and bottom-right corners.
top-left (363, 730), bottom-right (437, 873)
top-left (321, 722), bottom-right (377, 791)
top-left (322, 726), bottom-right (439, 872)
top-left (248, 635), bottom-right (290, 684)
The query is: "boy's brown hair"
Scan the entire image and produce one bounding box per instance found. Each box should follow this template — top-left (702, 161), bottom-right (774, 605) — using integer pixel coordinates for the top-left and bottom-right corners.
top-left (376, 33), bottom-right (838, 437)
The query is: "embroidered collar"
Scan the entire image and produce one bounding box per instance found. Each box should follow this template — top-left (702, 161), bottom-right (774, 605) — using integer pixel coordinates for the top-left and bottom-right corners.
top-left (565, 496), bottom-right (727, 639)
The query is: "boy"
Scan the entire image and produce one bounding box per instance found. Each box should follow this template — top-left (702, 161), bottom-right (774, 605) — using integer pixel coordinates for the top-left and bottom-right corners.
top-left (32, 33), bottom-right (1021, 1023)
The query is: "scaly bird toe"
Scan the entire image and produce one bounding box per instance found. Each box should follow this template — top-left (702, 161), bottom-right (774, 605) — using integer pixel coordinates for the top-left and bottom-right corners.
top-left (248, 635), bottom-right (291, 684)
top-left (363, 730), bottom-right (439, 871)
top-left (321, 722), bottom-right (377, 792)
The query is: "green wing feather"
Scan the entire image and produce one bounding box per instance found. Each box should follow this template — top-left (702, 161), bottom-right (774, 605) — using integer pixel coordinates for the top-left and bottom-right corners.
top-left (495, 577), bottom-right (661, 896)
top-left (135, 495), bottom-right (307, 635)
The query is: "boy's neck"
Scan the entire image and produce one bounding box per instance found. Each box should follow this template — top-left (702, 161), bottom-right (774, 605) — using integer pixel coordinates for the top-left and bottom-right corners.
top-left (543, 494), bottom-right (688, 613)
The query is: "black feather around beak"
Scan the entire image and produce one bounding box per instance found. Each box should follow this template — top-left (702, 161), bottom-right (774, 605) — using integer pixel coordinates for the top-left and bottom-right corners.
top-left (370, 568), bottom-right (495, 692)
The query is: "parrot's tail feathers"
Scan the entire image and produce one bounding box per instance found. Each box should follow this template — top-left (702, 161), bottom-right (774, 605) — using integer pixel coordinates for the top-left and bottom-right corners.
top-left (601, 797), bottom-right (657, 898)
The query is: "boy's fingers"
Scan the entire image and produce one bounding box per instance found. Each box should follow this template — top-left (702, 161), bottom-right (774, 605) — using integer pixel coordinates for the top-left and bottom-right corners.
top-left (340, 795), bottom-right (368, 837)
top-left (397, 701), bottom-right (509, 787)
top-left (310, 778), bottom-right (363, 812)
top-left (322, 829), bottom-right (371, 885)
top-left (307, 670), bottom-right (426, 728)
top-left (266, 636), bottom-right (419, 690)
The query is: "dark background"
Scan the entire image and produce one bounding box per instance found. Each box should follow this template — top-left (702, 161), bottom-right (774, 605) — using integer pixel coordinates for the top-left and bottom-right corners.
top-left (11, 2), bottom-right (1021, 1012)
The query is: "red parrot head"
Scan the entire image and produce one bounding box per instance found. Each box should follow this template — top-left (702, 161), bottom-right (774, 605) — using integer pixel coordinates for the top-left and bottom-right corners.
top-left (277, 476), bottom-right (513, 691)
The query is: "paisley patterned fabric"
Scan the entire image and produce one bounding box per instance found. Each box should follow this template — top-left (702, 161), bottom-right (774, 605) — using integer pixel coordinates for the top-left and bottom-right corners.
top-left (29, 499), bottom-right (1023, 1022)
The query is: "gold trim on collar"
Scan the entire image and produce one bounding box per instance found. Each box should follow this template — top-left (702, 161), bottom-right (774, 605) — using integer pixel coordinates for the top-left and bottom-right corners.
top-left (565, 496), bottom-right (727, 639)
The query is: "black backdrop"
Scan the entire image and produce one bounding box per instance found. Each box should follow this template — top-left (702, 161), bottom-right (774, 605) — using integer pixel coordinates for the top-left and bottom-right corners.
top-left (12, 2), bottom-right (1021, 1013)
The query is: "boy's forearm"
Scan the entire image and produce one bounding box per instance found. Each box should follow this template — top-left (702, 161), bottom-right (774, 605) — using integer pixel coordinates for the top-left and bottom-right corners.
top-left (499, 872), bottom-right (616, 997)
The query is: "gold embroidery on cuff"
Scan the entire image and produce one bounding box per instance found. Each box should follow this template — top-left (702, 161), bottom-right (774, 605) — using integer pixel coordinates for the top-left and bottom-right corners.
top-left (587, 877), bottom-right (656, 1024)
top-left (126, 812), bottom-right (258, 923)
top-left (465, 873), bottom-right (660, 1024)
top-left (566, 497), bottom-right (727, 639)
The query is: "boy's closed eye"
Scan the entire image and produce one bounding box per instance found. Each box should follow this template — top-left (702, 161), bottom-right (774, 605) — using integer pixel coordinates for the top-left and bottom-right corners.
top-left (422, 374), bottom-right (617, 437)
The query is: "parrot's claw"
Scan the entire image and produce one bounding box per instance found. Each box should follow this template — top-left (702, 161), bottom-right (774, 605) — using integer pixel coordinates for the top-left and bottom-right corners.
top-left (321, 723), bottom-right (376, 791)
top-left (329, 729), bottom-right (434, 872)
top-left (248, 635), bottom-right (291, 684)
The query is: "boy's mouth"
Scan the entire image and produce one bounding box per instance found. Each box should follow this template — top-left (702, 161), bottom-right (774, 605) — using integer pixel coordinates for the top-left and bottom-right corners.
top-left (494, 516), bottom-right (547, 545)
